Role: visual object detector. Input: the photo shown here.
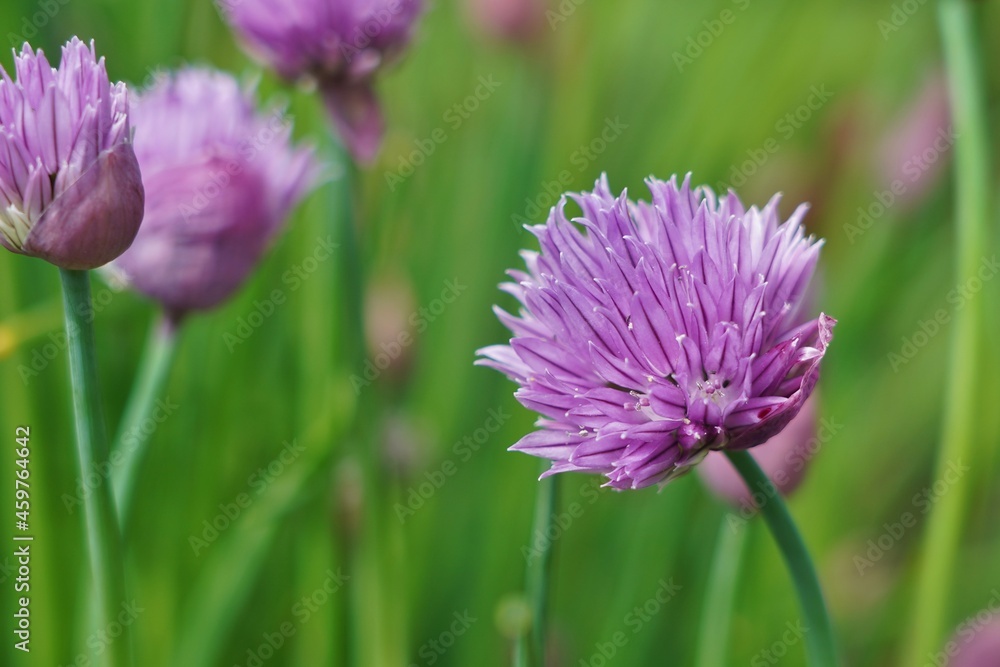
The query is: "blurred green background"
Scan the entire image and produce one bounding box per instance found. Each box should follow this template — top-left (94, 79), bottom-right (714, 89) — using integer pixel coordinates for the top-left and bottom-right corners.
top-left (2, 0), bottom-right (1000, 665)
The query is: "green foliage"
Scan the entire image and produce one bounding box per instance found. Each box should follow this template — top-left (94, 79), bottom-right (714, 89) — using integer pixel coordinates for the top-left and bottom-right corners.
top-left (1, 1), bottom-right (999, 665)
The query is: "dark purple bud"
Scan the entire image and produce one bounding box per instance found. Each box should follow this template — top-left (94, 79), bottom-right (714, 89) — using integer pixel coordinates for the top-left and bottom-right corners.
top-left (321, 80), bottom-right (385, 165)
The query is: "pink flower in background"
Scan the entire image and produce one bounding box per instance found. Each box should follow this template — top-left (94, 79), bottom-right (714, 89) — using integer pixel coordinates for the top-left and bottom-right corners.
top-left (697, 395), bottom-right (818, 507)
top-left (113, 68), bottom-right (318, 322)
top-left (219, 0), bottom-right (423, 163)
top-left (942, 612), bottom-right (1000, 667)
top-left (0, 38), bottom-right (143, 269)
top-left (464, 0), bottom-right (548, 44)
top-left (878, 70), bottom-right (951, 213)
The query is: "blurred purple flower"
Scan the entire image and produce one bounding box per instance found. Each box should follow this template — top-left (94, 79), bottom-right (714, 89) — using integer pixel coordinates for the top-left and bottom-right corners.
top-left (697, 395), bottom-right (817, 507)
top-left (945, 613), bottom-right (1000, 667)
top-left (478, 175), bottom-right (834, 490)
top-left (878, 70), bottom-right (951, 213)
top-left (464, 0), bottom-right (548, 44)
top-left (112, 67), bottom-right (317, 322)
top-left (218, 0), bottom-right (423, 163)
top-left (0, 38), bottom-right (144, 270)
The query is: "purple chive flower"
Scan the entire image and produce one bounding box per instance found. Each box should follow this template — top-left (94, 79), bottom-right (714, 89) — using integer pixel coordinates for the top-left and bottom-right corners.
top-left (218, 0), bottom-right (423, 163)
top-left (878, 70), bottom-right (951, 213)
top-left (464, 0), bottom-right (548, 44)
top-left (477, 175), bottom-right (835, 490)
top-left (0, 38), bottom-right (144, 270)
top-left (944, 612), bottom-right (1000, 667)
top-left (112, 67), bottom-right (317, 322)
top-left (697, 394), bottom-right (817, 508)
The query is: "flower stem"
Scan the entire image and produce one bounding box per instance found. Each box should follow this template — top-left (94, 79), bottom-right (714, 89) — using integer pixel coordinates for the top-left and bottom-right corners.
top-left (334, 144), bottom-right (369, 667)
top-left (111, 316), bottom-right (179, 527)
top-left (334, 147), bottom-right (365, 363)
top-left (694, 516), bottom-right (748, 667)
top-left (514, 638), bottom-right (527, 667)
top-left (524, 466), bottom-right (559, 666)
top-left (58, 268), bottom-right (131, 667)
top-left (328, 138), bottom-right (410, 667)
top-left (725, 451), bottom-right (837, 667)
top-left (904, 1), bottom-right (989, 663)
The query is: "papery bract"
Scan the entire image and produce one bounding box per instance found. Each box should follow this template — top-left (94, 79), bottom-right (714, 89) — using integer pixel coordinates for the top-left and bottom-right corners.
top-left (0, 38), bottom-right (143, 269)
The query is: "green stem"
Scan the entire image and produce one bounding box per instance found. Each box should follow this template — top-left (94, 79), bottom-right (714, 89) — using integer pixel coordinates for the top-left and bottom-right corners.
top-left (905, 1), bottom-right (989, 663)
top-left (524, 466), bottom-right (558, 667)
top-left (694, 516), bottom-right (748, 667)
top-left (328, 139), bottom-right (407, 667)
top-left (111, 316), bottom-right (179, 527)
top-left (725, 451), bottom-right (837, 667)
top-left (514, 638), bottom-right (527, 667)
top-left (170, 440), bottom-right (335, 667)
top-left (334, 144), bottom-right (365, 365)
top-left (334, 143), bottom-right (367, 667)
top-left (59, 269), bottom-right (132, 667)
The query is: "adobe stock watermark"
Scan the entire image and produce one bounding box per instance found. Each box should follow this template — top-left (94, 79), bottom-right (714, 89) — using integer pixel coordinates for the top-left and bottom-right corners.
top-left (188, 439), bottom-right (306, 556)
top-left (6, 0), bottom-right (72, 47)
top-left (726, 416), bottom-right (843, 532)
top-left (925, 589), bottom-right (1000, 667)
top-left (716, 84), bottom-right (834, 192)
top-left (136, 65), bottom-right (170, 91)
top-left (350, 278), bottom-right (467, 393)
top-left (233, 568), bottom-right (349, 667)
top-left (887, 254), bottom-right (999, 373)
top-left (394, 407), bottom-right (510, 523)
top-left (672, 0), bottom-right (753, 73)
top-left (751, 620), bottom-right (810, 666)
top-left (384, 76), bottom-right (502, 191)
top-left (58, 600), bottom-right (144, 667)
top-left (522, 477), bottom-right (604, 563)
top-left (62, 396), bottom-right (180, 514)
top-left (844, 125), bottom-right (956, 244)
top-left (854, 459), bottom-right (969, 576)
top-left (17, 268), bottom-right (129, 385)
top-left (223, 236), bottom-right (338, 351)
top-left (878, 0), bottom-right (929, 40)
top-left (510, 117), bottom-right (629, 230)
top-left (546, 0), bottom-right (589, 29)
top-left (179, 108), bottom-right (294, 222)
top-left (408, 611), bottom-right (477, 667)
top-left (579, 578), bottom-right (682, 666)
